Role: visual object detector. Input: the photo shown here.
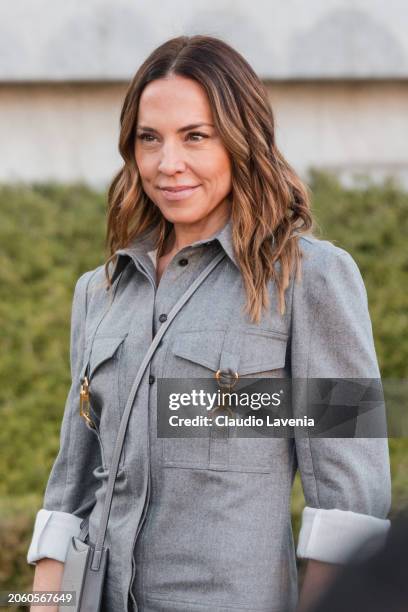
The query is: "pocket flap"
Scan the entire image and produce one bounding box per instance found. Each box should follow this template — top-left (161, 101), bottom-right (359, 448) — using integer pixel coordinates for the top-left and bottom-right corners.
top-left (171, 328), bottom-right (288, 376)
top-left (239, 330), bottom-right (288, 375)
top-left (172, 330), bottom-right (225, 372)
top-left (87, 334), bottom-right (128, 379)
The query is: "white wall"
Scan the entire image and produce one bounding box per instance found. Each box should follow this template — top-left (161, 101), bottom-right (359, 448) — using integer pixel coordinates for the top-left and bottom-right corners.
top-left (1, 1), bottom-right (406, 186)
top-left (1, 81), bottom-right (406, 188)
top-left (0, 0), bottom-right (407, 80)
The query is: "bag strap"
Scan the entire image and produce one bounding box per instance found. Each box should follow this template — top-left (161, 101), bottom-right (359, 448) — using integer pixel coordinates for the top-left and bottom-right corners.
top-left (90, 250), bottom-right (226, 570)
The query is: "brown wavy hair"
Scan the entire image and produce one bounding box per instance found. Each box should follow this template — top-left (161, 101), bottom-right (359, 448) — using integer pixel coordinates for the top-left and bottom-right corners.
top-left (104, 34), bottom-right (314, 323)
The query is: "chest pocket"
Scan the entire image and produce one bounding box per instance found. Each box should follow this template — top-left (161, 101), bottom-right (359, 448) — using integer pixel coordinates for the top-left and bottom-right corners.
top-left (80, 333), bottom-right (128, 470)
top-left (161, 328), bottom-right (289, 473)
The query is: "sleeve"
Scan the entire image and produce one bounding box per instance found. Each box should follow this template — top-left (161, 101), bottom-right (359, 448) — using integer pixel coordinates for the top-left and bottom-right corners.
top-left (291, 246), bottom-right (392, 564)
top-left (27, 270), bottom-right (102, 565)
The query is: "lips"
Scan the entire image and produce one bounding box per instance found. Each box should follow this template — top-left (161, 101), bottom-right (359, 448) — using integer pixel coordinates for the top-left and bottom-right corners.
top-left (159, 186), bottom-right (199, 191)
top-left (159, 185), bottom-right (201, 201)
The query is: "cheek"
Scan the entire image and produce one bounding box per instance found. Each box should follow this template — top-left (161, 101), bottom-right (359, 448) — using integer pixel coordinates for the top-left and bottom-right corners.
top-left (135, 149), bottom-right (155, 181)
top-left (213, 154), bottom-right (232, 193)
top-left (199, 150), bottom-right (232, 191)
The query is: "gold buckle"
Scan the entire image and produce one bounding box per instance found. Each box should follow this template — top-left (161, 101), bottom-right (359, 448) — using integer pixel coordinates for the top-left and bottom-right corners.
top-left (79, 376), bottom-right (96, 429)
top-left (214, 369), bottom-right (239, 388)
top-left (210, 369), bottom-right (239, 417)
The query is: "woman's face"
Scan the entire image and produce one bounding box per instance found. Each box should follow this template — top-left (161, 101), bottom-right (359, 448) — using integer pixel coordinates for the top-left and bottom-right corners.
top-left (135, 74), bottom-right (232, 228)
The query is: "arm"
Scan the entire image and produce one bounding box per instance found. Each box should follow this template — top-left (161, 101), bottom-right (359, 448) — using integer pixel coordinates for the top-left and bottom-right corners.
top-left (291, 245), bottom-right (391, 608)
top-left (296, 559), bottom-right (341, 612)
top-left (27, 271), bottom-right (102, 588)
top-left (30, 559), bottom-right (64, 612)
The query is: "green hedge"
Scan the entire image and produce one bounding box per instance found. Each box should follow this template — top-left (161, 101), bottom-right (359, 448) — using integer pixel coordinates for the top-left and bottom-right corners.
top-left (0, 174), bottom-right (407, 594)
top-left (290, 170), bottom-right (408, 539)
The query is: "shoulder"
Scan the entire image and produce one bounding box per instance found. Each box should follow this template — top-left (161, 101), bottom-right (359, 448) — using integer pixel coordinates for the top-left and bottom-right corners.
top-left (299, 233), bottom-right (357, 269)
top-left (293, 234), bottom-right (368, 307)
top-left (72, 264), bottom-right (108, 312)
top-left (298, 234), bottom-right (364, 288)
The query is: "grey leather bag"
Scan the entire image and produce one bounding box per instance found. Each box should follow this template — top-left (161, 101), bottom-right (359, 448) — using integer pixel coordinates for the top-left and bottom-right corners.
top-left (59, 251), bottom-right (226, 612)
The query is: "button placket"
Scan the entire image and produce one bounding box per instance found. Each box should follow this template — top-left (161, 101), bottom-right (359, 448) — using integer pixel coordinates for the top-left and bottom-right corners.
top-left (209, 330), bottom-right (243, 469)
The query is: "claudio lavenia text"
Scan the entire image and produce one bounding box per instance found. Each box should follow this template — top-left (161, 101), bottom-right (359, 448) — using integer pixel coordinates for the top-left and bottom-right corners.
top-left (168, 415), bottom-right (315, 428)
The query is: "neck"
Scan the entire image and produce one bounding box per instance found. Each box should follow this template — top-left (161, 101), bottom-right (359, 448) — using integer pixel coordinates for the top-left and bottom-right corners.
top-left (163, 201), bottom-right (231, 256)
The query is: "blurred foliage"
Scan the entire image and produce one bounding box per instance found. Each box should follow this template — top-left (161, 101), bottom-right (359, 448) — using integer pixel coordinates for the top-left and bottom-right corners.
top-left (291, 169), bottom-right (408, 545)
top-left (308, 169), bottom-right (408, 379)
top-left (0, 183), bottom-right (106, 498)
top-left (0, 495), bottom-right (40, 604)
top-left (0, 174), bottom-right (407, 595)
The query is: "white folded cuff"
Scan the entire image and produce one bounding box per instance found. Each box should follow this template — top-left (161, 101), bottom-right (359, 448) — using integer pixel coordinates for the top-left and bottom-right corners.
top-left (296, 506), bottom-right (391, 564)
top-left (27, 509), bottom-right (83, 565)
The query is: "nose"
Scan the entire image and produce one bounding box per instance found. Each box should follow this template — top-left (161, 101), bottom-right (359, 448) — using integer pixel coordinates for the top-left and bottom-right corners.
top-left (157, 141), bottom-right (187, 175)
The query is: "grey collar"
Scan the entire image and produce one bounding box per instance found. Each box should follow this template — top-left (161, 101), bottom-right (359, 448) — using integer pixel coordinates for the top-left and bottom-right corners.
top-left (110, 216), bottom-right (237, 285)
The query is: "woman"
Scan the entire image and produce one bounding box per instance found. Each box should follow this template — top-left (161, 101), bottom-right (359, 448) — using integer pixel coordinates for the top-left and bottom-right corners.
top-left (27, 35), bottom-right (391, 612)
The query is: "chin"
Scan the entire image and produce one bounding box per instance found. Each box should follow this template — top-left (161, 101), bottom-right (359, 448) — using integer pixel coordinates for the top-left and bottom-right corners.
top-left (159, 205), bottom-right (208, 226)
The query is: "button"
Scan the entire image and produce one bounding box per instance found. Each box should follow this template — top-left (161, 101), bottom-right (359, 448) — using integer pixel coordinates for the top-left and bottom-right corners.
top-left (149, 375), bottom-right (155, 385)
top-left (159, 313), bottom-right (167, 323)
top-left (179, 258), bottom-right (188, 266)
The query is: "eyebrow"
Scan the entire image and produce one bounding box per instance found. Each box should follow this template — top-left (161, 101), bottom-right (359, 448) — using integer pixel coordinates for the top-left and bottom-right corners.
top-left (136, 123), bottom-right (215, 134)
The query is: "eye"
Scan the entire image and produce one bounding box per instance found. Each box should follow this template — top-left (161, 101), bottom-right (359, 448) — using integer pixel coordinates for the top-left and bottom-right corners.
top-left (187, 132), bottom-right (209, 142)
top-left (137, 133), bottom-right (158, 143)
top-left (136, 131), bottom-right (209, 143)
